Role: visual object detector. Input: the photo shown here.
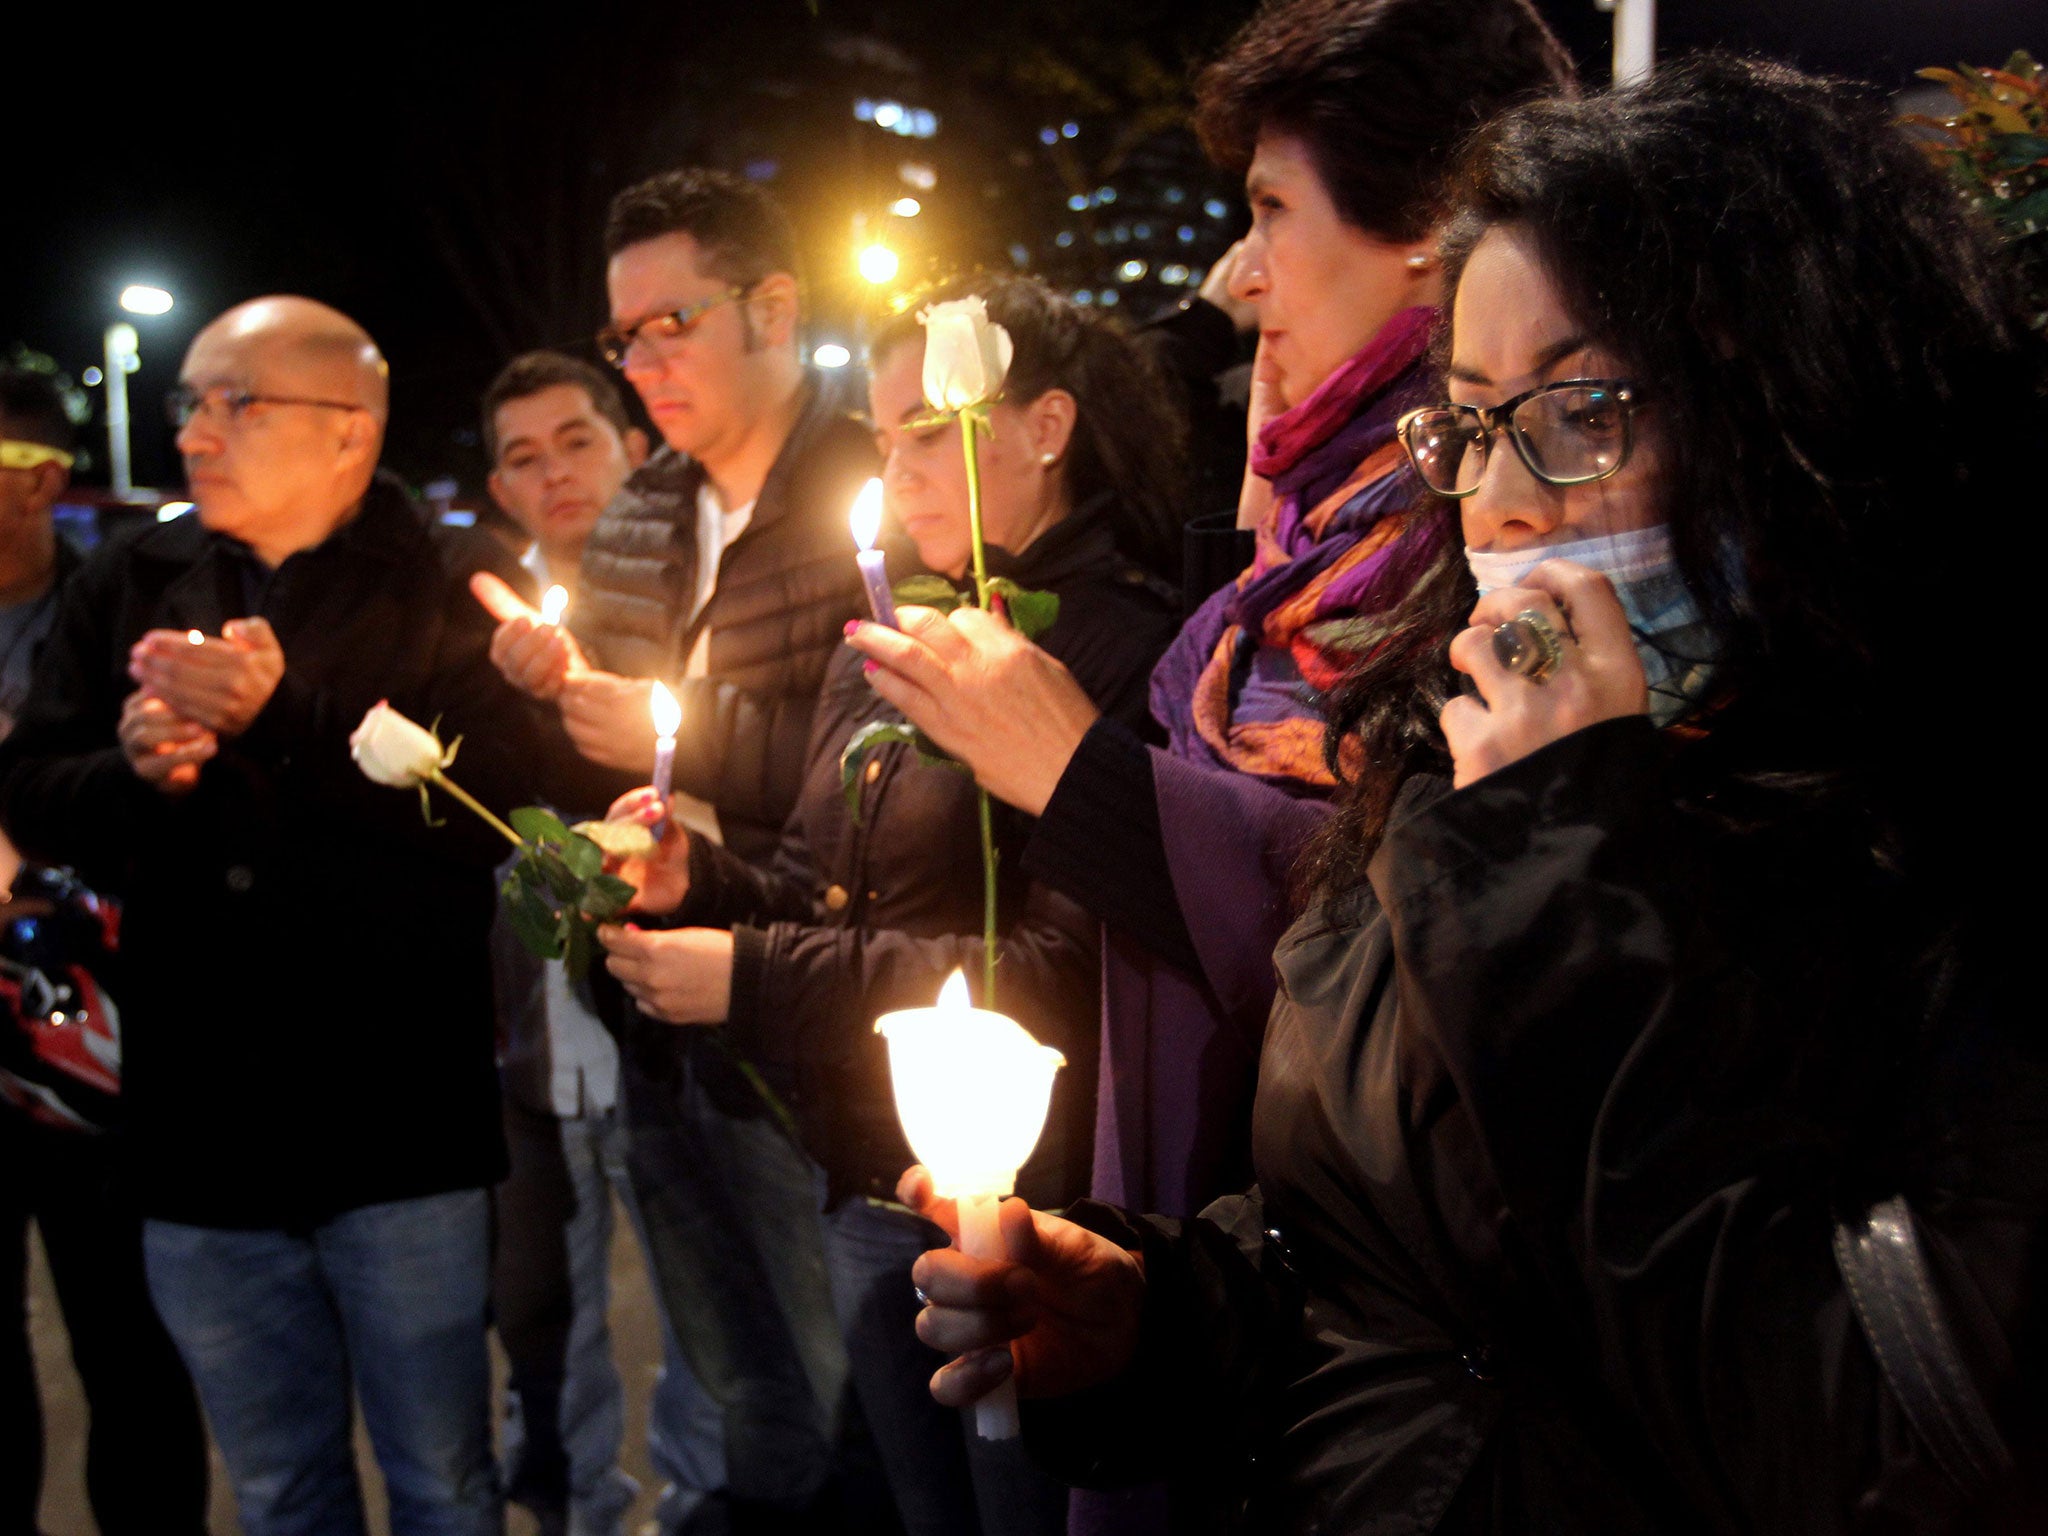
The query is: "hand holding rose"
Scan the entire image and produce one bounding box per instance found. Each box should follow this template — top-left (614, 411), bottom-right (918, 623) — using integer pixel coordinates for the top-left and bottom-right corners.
top-left (842, 606), bottom-right (1100, 817)
top-left (603, 786), bottom-right (691, 913)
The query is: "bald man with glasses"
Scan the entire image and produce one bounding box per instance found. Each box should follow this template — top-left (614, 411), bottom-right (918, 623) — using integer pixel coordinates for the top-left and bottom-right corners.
top-left (0, 296), bottom-right (554, 1536)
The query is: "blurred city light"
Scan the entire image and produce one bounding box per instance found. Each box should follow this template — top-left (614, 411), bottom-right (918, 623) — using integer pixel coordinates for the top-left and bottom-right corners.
top-left (813, 343), bottom-right (852, 369)
top-left (1061, 122), bottom-right (1079, 139)
top-left (156, 500), bottom-right (195, 521)
top-left (858, 244), bottom-right (900, 284)
top-left (1118, 259), bottom-right (1147, 281)
top-left (1204, 198), bottom-right (1230, 219)
top-left (873, 101), bottom-right (904, 130)
top-left (1067, 194), bottom-right (1089, 212)
top-left (899, 162), bottom-right (937, 191)
top-left (120, 284), bottom-right (174, 316)
top-left (891, 197), bottom-right (922, 217)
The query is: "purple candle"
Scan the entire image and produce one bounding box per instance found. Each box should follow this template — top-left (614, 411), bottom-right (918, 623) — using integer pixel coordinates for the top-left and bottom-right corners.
top-left (849, 478), bottom-right (897, 629)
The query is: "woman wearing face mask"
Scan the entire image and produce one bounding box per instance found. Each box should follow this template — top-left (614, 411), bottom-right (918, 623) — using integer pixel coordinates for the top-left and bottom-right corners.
top-left (595, 277), bottom-right (1184, 1536)
top-left (850, 0), bottom-right (1576, 1241)
top-left (891, 59), bottom-right (2048, 1533)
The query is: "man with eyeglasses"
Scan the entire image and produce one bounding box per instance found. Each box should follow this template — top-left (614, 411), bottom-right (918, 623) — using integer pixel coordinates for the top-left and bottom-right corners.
top-left (0, 364), bottom-right (210, 1536)
top-left (0, 296), bottom-right (553, 1536)
top-left (471, 169), bottom-right (880, 1532)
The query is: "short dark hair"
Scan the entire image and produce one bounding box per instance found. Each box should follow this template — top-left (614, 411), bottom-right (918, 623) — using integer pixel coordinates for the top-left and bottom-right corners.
top-left (1193, 0), bottom-right (1576, 242)
top-left (871, 277), bottom-right (1189, 579)
top-left (603, 168), bottom-right (803, 289)
top-left (481, 351), bottom-right (634, 463)
top-left (0, 367), bottom-right (76, 453)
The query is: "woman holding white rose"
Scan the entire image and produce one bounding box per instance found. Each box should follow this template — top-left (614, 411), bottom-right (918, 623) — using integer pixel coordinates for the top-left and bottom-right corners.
top-left (849, 0), bottom-right (1578, 1270)
top-left (597, 277), bottom-right (1183, 1536)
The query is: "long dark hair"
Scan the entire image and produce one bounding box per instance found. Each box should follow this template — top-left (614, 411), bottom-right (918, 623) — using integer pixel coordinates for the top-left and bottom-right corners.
top-left (871, 276), bottom-right (1188, 579)
top-left (1302, 55), bottom-right (2047, 902)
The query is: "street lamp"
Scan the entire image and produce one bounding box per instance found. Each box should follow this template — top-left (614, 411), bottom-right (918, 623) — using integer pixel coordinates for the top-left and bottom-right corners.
top-left (857, 244), bottom-right (900, 285)
top-left (106, 284), bottom-right (174, 499)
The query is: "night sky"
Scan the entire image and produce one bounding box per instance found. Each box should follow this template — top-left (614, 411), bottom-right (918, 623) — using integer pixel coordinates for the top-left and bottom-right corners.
top-left (7, 0), bottom-right (2041, 499)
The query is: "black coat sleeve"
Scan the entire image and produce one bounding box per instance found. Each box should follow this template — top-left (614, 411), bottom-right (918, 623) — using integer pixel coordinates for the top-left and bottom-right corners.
top-left (664, 672), bottom-right (823, 837)
top-left (1021, 1190), bottom-right (1305, 1500)
top-left (1374, 717), bottom-right (2047, 1531)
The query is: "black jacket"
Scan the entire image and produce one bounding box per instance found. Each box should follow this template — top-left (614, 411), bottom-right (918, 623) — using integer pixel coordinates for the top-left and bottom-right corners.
top-left (667, 509), bottom-right (1181, 1206)
top-left (0, 476), bottom-right (556, 1227)
top-left (1030, 719), bottom-right (2044, 1533)
top-left (570, 373), bottom-right (881, 856)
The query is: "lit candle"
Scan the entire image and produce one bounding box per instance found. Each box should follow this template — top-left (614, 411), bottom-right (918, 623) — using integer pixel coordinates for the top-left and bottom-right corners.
top-left (539, 584), bottom-right (569, 627)
top-left (876, 968), bottom-right (1065, 1439)
top-left (186, 630), bottom-right (205, 646)
top-left (848, 478), bottom-right (896, 629)
top-left (649, 680), bottom-right (681, 827)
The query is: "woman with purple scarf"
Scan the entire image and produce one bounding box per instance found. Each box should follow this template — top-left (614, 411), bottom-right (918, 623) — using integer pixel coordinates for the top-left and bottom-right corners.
top-left (854, 0), bottom-right (1575, 1226)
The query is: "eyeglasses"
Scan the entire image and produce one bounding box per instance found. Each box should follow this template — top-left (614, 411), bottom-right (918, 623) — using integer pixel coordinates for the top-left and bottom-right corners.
top-left (597, 287), bottom-right (747, 369)
top-left (1398, 379), bottom-right (1640, 499)
top-left (166, 385), bottom-right (366, 429)
top-left (0, 440), bottom-right (75, 471)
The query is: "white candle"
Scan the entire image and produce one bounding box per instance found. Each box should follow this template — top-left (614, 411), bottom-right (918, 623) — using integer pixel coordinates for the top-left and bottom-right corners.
top-left (848, 478), bottom-right (897, 629)
top-left (539, 584), bottom-right (568, 627)
top-left (876, 968), bottom-right (1065, 1439)
top-left (649, 680), bottom-right (681, 814)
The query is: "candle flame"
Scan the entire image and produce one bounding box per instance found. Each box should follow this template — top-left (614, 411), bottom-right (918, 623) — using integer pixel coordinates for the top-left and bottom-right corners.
top-left (539, 585), bottom-right (568, 626)
top-left (186, 630), bottom-right (205, 646)
top-left (849, 478), bottom-right (884, 551)
top-left (936, 967), bottom-right (971, 1011)
top-left (649, 680), bottom-right (682, 739)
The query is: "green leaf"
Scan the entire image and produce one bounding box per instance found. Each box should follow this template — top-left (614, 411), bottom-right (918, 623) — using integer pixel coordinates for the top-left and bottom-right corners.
top-left (559, 831), bottom-right (604, 881)
top-left (838, 719), bottom-right (964, 825)
top-left (987, 579), bottom-right (1061, 641)
top-left (505, 883), bottom-right (564, 959)
top-left (535, 848), bottom-right (583, 902)
top-left (581, 873), bottom-right (636, 922)
top-left (891, 575), bottom-right (964, 613)
top-left (562, 914), bottom-right (594, 984)
top-left (511, 806), bottom-right (571, 846)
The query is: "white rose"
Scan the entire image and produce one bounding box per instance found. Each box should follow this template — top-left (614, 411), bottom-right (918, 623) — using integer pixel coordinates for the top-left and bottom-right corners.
top-left (919, 296), bottom-right (1014, 414)
top-left (350, 701), bottom-right (451, 788)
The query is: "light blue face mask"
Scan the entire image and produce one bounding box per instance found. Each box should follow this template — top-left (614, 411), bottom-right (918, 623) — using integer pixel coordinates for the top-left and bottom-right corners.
top-left (1465, 526), bottom-right (1715, 725)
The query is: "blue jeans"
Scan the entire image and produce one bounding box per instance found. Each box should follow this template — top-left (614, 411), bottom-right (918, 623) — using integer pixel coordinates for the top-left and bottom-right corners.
top-left (823, 1199), bottom-right (1065, 1536)
top-left (143, 1189), bottom-right (499, 1536)
top-left (619, 1029), bottom-right (847, 1514)
top-left (495, 1096), bottom-right (724, 1536)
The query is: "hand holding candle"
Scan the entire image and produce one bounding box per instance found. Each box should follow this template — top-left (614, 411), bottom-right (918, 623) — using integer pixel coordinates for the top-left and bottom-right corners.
top-left (877, 968), bottom-right (1064, 1439)
top-left (849, 478), bottom-right (897, 629)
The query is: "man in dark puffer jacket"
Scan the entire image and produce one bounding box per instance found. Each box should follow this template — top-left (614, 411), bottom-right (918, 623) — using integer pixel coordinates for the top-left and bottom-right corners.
top-left (474, 169), bottom-right (879, 1531)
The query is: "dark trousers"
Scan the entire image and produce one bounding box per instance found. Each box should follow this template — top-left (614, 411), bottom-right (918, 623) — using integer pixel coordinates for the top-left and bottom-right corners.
top-left (0, 1113), bottom-right (207, 1536)
top-left (618, 1028), bottom-right (851, 1529)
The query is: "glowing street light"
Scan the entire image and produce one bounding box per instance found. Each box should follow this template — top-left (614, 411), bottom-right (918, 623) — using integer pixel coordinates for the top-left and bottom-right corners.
top-left (104, 281), bottom-right (176, 500)
top-left (858, 244), bottom-right (900, 285)
top-left (812, 343), bottom-right (852, 370)
top-left (890, 197), bottom-right (922, 218)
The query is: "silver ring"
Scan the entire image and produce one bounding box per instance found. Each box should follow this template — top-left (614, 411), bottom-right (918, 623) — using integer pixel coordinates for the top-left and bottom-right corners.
top-left (913, 1285), bottom-right (930, 1308)
top-left (1491, 608), bottom-right (1565, 683)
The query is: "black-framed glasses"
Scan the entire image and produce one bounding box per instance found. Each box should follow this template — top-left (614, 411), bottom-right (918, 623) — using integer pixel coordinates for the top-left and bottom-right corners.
top-left (1398, 379), bottom-right (1640, 499)
top-left (597, 286), bottom-right (748, 369)
top-left (166, 385), bottom-right (366, 429)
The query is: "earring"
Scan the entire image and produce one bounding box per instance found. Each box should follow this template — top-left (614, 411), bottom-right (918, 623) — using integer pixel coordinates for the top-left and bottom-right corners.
top-left (1040, 452), bottom-right (1058, 466)
top-left (1405, 254), bottom-right (1432, 272)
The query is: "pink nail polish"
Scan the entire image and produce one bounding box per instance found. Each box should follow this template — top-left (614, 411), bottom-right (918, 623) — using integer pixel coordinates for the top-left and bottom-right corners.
top-left (862, 659), bottom-right (878, 676)
top-left (843, 620), bottom-right (861, 637)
